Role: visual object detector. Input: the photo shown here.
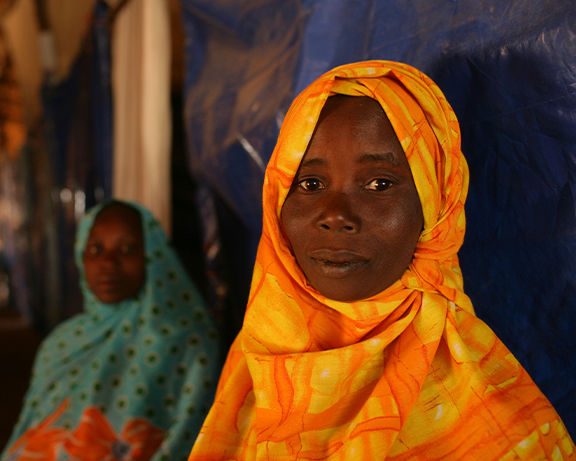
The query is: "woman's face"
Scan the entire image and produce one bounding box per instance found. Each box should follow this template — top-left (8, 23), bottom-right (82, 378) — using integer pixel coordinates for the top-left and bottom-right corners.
top-left (83, 204), bottom-right (146, 304)
top-left (281, 96), bottom-right (423, 302)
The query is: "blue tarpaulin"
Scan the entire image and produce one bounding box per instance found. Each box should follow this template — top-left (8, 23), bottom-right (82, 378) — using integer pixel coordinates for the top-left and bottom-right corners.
top-left (180, 0), bottom-right (576, 435)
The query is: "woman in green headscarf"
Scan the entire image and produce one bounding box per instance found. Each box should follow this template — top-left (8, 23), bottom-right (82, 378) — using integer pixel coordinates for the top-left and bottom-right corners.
top-left (2, 200), bottom-right (220, 461)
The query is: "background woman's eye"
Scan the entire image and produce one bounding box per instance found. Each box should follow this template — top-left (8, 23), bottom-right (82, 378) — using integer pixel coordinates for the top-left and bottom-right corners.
top-left (298, 179), bottom-right (325, 191)
top-left (120, 244), bottom-right (135, 254)
top-left (87, 244), bottom-right (101, 255)
top-left (366, 179), bottom-right (392, 191)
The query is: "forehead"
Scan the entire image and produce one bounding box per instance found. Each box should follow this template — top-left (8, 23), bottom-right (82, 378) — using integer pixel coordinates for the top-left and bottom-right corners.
top-left (318, 95), bottom-right (386, 126)
top-left (89, 205), bottom-right (143, 239)
top-left (302, 95), bottom-right (408, 168)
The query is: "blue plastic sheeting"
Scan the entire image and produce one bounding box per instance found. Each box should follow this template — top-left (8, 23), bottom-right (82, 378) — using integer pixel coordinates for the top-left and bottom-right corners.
top-left (180, 0), bottom-right (576, 434)
top-left (181, 0), bottom-right (301, 344)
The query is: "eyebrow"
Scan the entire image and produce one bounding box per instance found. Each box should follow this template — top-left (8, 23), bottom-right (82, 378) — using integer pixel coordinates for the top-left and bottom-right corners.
top-left (357, 152), bottom-right (399, 165)
top-left (300, 157), bottom-right (326, 168)
top-left (300, 152), bottom-right (399, 168)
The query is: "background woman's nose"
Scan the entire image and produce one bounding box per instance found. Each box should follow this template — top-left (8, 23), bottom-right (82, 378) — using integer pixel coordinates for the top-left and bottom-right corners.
top-left (100, 250), bottom-right (120, 266)
top-left (316, 195), bottom-right (360, 233)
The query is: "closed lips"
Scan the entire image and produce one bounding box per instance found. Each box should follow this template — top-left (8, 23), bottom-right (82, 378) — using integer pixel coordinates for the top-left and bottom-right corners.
top-left (309, 249), bottom-right (367, 264)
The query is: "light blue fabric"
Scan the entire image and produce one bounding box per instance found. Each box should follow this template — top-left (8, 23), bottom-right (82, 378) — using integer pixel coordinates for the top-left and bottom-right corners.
top-left (2, 201), bottom-right (220, 461)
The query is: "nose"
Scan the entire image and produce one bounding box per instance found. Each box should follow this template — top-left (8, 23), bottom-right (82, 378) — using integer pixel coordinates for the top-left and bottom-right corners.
top-left (99, 250), bottom-right (121, 268)
top-left (316, 193), bottom-right (360, 234)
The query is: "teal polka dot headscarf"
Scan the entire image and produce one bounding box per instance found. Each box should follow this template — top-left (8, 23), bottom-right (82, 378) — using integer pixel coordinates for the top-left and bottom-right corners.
top-left (2, 201), bottom-right (221, 461)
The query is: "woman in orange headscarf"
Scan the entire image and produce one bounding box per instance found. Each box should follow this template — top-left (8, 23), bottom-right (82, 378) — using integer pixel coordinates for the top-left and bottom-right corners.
top-left (189, 61), bottom-right (575, 460)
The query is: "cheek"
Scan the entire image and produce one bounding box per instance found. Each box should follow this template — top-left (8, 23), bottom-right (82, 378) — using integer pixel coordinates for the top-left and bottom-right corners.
top-left (406, 198), bottom-right (424, 240)
top-left (371, 198), bottom-right (423, 254)
top-left (389, 202), bottom-right (423, 257)
top-left (83, 260), bottom-right (97, 285)
top-left (127, 258), bottom-right (146, 286)
top-left (280, 201), bottom-right (306, 255)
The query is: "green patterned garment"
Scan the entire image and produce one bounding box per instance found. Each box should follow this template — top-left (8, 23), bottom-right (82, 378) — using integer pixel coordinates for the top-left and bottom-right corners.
top-left (2, 201), bottom-right (221, 461)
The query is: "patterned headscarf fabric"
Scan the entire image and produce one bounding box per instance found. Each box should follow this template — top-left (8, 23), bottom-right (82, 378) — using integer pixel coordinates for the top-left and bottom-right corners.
top-left (2, 200), bottom-right (220, 461)
top-left (189, 61), bottom-right (575, 460)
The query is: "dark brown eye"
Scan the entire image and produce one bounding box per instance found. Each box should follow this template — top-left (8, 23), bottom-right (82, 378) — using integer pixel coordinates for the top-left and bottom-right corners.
top-left (298, 178), bottom-right (325, 191)
top-left (120, 244), bottom-right (135, 255)
top-left (86, 244), bottom-right (101, 256)
top-left (365, 179), bottom-right (392, 191)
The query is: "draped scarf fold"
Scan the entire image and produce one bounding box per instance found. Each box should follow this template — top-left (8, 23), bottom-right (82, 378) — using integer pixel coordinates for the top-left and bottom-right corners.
top-left (189, 61), bottom-right (574, 460)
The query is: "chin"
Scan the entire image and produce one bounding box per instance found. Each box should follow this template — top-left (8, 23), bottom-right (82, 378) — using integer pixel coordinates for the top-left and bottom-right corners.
top-left (315, 286), bottom-right (372, 303)
top-left (314, 280), bottom-right (396, 303)
top-left (95, 292), bottom-right (127, 304)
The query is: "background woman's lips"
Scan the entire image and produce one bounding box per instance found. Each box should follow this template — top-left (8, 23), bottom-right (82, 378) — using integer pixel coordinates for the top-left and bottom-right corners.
top-left (96, 278), bottom-right (123, 290)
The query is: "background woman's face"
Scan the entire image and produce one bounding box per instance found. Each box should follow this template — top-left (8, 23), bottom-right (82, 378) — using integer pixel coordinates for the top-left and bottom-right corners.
top-left (83, 204), bottom-right (146, 304)
top-left (281, 96), bottom-right (423, 302)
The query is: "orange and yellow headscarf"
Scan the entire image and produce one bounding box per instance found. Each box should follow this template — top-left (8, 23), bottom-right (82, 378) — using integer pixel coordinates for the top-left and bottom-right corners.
top-left (189, 61), bottom-right (575, 460)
